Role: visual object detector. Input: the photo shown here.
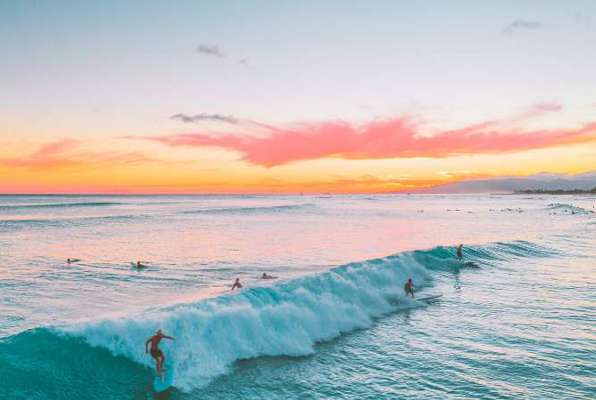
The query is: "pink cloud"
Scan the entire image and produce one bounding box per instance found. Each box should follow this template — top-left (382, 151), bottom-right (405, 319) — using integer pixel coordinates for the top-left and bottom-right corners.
top-left (532, 102), bottom-right (563, 114)
top-left (0, 139), bottom-right (158, 170)
top-left (0, 139), bottom-right (82, 169)
top-left (131, 117), bottom-right (596, 167)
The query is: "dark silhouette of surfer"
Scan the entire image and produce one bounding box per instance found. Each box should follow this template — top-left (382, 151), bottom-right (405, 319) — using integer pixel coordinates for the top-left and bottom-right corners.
top-left (456, 244), bottom-right (463, 260)
top-left (404, 278), bottom-right (415, 297)
top-left (145, 329), bottom-right (175, 374)
top-left (231, 278), bottom-right (243, 290)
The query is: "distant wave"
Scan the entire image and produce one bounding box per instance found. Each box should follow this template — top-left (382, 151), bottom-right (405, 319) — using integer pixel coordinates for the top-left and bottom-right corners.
top-left (546, 203), bottom-right (593, 214)
top-left (0, 201), bottom-right (123, 211)
top-left (181, 203), bottom-right (315, 215)
top-left (0, 240), bottom-right (556, 396)
top-left (0, 214), bottom-right (145, 228)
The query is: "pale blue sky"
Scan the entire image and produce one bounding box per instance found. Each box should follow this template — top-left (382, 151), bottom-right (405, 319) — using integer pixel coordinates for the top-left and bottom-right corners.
top-left (2, 0), bottom-right (595, 140)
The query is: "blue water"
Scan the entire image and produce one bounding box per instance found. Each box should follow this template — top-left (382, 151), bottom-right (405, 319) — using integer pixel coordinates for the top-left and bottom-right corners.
top-left (0, 194), bottom-right (594, 399)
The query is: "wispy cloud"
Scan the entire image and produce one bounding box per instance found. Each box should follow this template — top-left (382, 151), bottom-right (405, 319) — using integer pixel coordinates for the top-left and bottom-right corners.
top-left (0, 139), bottom-right (82, 169)
top-left (532, 102), bottom-right (563, 113)
top-left (503, 20), bottom-right (546, 35)
top-left (573, 12), bottom-right (592, 27)
top-left (0, 139), bottom-right (157, 170)
top-left (196, 44), bottom-right (226, 58)
top-left (129, 115), bottom-right (596, 167)
top-left (195, 43), bottom-right (249, 66)
top-left (171, 113), bottom-right (238, 124)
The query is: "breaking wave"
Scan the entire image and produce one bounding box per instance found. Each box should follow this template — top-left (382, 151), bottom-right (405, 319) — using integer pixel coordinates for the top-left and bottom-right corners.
top-left (0, 240), bottom-right (556, 397)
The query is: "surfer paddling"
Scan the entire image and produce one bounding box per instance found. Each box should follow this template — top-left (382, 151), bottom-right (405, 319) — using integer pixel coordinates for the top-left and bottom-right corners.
top-left (231, 278), bottom-right (243, 290)
top-left (404, 278), bottom-right (415, 298)
top-left (260, 273), bottom-right (277, 279)
top-left (456, 244), bottom-right (463, 260)
top-left (145, 330), bottom-right (175, 374)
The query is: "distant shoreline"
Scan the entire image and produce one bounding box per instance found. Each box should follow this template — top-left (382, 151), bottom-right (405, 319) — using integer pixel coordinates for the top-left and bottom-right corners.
top-left (514, 188), bottom-right (596, 195)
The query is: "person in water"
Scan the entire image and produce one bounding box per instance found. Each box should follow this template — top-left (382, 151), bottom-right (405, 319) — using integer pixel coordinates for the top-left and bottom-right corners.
top-left (456, 244), bottom-right (463, 260)
top-left (136, 261), bottom-right (146, 268)
top-left (261, 273), bottom-right (277, 279)
top-left (231, 278), bottom-right (243, 290)
top-left (404, 278), bottom-right (415, 297)
top-left (145, 329), bottom-right (175, 374)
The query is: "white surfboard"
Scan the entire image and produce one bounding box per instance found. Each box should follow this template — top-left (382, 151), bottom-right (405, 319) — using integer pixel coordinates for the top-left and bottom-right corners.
top-left (418, 294), bottom-right (443, 303)
top-left (153, 361), bottom-right (175, 393)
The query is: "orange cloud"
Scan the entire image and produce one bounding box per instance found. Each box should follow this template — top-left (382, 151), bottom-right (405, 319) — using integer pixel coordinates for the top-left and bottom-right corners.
top-left (0, 139), bottom-right (156, 170)
top-left (0, 139), bottom-right (83, 169)
top-left (130, 117), bottom-right (596, 167)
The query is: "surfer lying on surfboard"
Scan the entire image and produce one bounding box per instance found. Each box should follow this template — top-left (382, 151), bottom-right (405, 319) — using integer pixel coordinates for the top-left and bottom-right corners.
top-left (231, 278), bottom-right (243, 290)
top-left (145, 330), bottom-right (175, 374)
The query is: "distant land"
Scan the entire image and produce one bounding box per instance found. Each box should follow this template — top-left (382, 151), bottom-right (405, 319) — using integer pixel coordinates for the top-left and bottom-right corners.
top-left (515, 188), bottom-right (596, 195)
top-left (418, 172), bottom-right (596, 194)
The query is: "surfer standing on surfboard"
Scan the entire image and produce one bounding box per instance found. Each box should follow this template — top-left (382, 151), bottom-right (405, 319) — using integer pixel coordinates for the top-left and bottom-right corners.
top-left (456, 244), bottom-right (463, 260)
top-left (404, 278), bottom-right (415, 297)
top-left (145, 330), bottom-right (175, 374)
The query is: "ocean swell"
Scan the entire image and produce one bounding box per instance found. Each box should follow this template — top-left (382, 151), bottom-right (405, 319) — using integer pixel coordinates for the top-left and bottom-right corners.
top-left (0, 241), bottom-right (557, 395)
top-left (181, 203), bottom-right (315, 215)
top-left (0, 201), bottom-right (122, 210)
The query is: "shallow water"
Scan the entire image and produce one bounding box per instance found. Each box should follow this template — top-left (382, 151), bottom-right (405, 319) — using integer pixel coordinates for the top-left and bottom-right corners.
top-left (0, 194), bottom-right (594, 399)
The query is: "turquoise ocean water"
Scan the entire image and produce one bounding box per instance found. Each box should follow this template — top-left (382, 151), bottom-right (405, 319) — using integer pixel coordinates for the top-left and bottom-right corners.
top-left (0, 194), bottom-right (594, 399)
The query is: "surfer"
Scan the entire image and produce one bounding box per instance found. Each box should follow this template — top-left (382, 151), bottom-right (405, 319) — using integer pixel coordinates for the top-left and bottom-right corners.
top-left (456, 244), bottom-right (463, 260)
top-left (135, 261), bottom-right (147, 269)
top-left (404, 278), bottom-right (415, 297)
top-left (145, 330), bottom-right (175, 374)
top-left (260, 273), bottom-right (277, 279)
top-left (231, 278), bottom-right (243, 290)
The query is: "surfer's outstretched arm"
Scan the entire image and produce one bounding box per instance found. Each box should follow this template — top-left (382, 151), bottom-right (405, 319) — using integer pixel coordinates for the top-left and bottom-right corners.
top-left (163, 335), bottom-right (175, 341)
top-left (145, 338), bottom-right (151, 353)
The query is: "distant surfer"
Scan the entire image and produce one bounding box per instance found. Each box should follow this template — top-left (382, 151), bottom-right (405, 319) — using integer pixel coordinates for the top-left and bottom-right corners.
top-left (135, 261), bottom-right (147, 269)
top-left (456, 244), bottom-right (463, 260)
top-left (260, 273), bottom-right (277, 280)
top-left (404, 278), bottom-right (415, 298)
top-left (145, 330), bottom-right (175, 374)
top-left (231, 278), bottom-right (243, 290)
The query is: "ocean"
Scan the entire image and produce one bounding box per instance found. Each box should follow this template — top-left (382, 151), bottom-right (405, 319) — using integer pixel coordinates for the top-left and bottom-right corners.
top-left (0, 194), bottom-right (594, 399)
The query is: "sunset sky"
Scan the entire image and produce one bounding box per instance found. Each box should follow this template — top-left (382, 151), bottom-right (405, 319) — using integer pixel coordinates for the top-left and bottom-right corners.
top-left (1, 1), bottom-right (595, 193)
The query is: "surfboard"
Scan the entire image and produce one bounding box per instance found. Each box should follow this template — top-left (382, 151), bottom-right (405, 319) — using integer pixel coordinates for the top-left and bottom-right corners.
top-left (153, 362), bottom-right (175, 393)
top-left (418, 294), bottom-right (443, 303)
